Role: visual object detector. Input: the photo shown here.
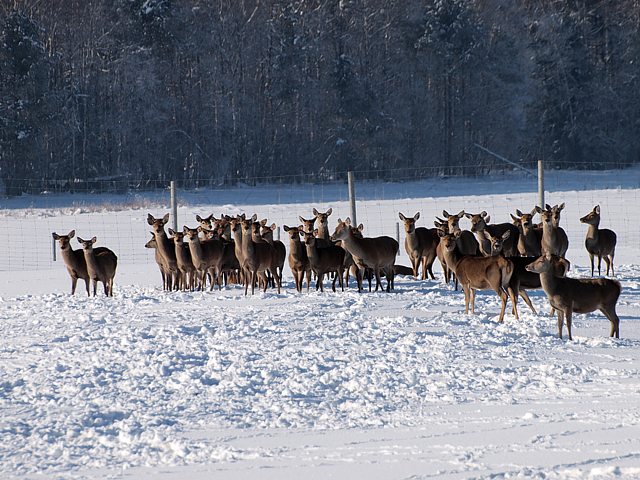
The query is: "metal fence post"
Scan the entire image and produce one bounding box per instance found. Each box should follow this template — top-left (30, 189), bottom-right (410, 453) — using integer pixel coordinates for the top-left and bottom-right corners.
top-left (395, 222), bottom-right (400, 256)
top-left (538, 160), bottom-right (545, 208)
top-left (52, 237), bottom-right (56, 262)
top-left (348, 171), bottom-right (357, 225)
top-left (170, 180), bottom-right (178, 232)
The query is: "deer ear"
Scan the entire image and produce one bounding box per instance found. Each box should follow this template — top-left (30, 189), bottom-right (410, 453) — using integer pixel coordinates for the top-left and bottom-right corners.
top-left (251, 213), bottom-right (257, 222)
top-left (502, 230), bottom-right (511, 240)
top-left (558, 202), bottom-right (565, 210)
top-left (52, 232), bottom-right (60, 240)
top-left (313, 228), bottom-right (318, 235)
top-left (480, 211), bottom-right (487, 217)
top-left (484, 215), bottom-right (491, 223)
top-left (398, 212), bottom-right (406, 221)
top-left (270, 223), bottom-right (276, 230)
top-left (313, 208), bottom-right (319, 216)
top-left (168, 228), bottom-right (175, 236)
top-left (358, 224), bottom-right (364, 231)
top-left (260, 218), bottom-right (267, 226)
top-left (345, 217), bottom-right (351, 225)
top-left (545, 204), bottom-right (551, 210)
top-left (442, 210), bottom-right (450, 218)
top-left (515, 209), bottom-right (523, 216)
top-left (457, 211), bottom-right (464, 218)
top-left (162, 213), bottom-right (170, 224)
top-left (91, 236), bottom-right (97, 244)
top-left (196, 215), bottom-right (202, 222)
top-left (77, 237), bottom-right (84, 243)
top-left (463, 213), bottom-right (472, 219)
top-left (299, 216), bottom-right (305, 223)
top-left (326, 208), bottom-right (332, 216)
top-left (414, 212), bottom-right (420, 220)
top-left (510, 214), bottom-right (518, 222)
top-left (239, 213), bottom-right (246, 220)
top-left (147, 214), bottom-right (155, 225)
top-left (283, 225), bottom-right (290, 232)
top-left (534, 206), bottom-right (542, 213)
top-left (437, 229), bottom-right (446, 238)
top-left (595, 205), bottom-right (600, 214)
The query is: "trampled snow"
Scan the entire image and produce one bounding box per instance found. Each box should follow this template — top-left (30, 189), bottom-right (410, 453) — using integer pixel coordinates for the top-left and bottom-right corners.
top-left (1, 170), bottom-right (639, 479)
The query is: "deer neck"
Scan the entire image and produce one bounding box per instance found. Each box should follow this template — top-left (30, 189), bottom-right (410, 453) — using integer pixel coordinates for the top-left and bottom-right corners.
top-left (442, 244), bottom-right (461, 273)
top-left (585, 223), bottom-right (599, 242)
top-left (405, 229), bottom-right (419, 250)
top-left (82, 249), bottom-right (100, 277)
top-left (537, 269), bottom-right (559, 297)
top-left (317, 224), bottom-right (330, 241)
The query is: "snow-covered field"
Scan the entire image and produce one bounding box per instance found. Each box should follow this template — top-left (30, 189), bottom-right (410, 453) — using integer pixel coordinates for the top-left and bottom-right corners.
top-left (1, 170), bottom-right (640, 479)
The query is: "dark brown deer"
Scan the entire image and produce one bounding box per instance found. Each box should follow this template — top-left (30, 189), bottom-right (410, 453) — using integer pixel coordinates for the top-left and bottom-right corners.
top-left (398, 212), bottom-right (439, 280)
top-left (536, 204), bottom-right (569, 258)
top-left (260, 221), bottom-right (287, 286)
top-left (283, 225), bottom-right (312, 292)
top-left (580, 205), bottom-right (617, 276)
top-left (76, 236), bottom-right (118, 297)
top-left (302, 231), bottom-right (345, 292)
top-left (510, 208), bottom-right (542, 257)
top-left (52, 230), bottom-right (108, 296)
top-left (526, 254), bottom-right (621, 340)
top-left (438, 230), bottom-right (515, 323)
top-left (465, 211), bottom-right (520, 257)
top-left (331, 218), bottom-right (398, 292)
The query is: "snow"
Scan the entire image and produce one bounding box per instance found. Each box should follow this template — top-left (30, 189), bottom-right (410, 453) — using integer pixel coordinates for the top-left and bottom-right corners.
top-left (1, 170), bottom-right (640, 479)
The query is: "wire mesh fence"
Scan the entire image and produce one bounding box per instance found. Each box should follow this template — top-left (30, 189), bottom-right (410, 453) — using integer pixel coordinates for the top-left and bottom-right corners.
top-left (1, 165), bottom-right (638, 273)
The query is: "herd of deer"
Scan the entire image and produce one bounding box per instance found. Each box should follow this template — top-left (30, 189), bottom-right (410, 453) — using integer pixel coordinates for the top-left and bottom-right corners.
top-left (51, 203), bottom-right (621, 341)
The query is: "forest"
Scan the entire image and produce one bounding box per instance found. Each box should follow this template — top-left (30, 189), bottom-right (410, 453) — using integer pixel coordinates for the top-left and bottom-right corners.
top-left (1, 0), bottom-right (639, 195)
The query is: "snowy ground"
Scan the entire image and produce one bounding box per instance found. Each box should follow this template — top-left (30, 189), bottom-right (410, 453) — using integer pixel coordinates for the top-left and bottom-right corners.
top-left (1, 170), bottom-right (640, 479)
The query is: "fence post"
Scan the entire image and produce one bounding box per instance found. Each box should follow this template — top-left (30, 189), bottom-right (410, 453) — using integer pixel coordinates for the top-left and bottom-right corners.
top-left (348, 171), bottom-right (357, 225)
top-left (395, 222), bottom-right (400, 256)
top-left (276, 226), bottom-right (281, 241)
top-left (52, 237), bottom-right (57, 262)
top-left (538, 160), bottom-right (544, 208)
top-left (170, 180), bottom-right (178, 232)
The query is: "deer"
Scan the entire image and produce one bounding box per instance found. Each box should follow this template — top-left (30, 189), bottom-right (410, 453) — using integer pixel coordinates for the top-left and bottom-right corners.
top-left (144, 232), bottom-right (171, 290)
top-left (196, 214), bottom-right (214, 230)
top-left (536, 204), bottom-right (569, 258)
top-left (302, 231), bottom-right (345, 292)
top-left (580, 205), bottom-right (617, 277)
top-left (52, 230), bottom-right (109, 296)
top-left (330, 218), bottom-right (398, 292)
top-left (465, 211), bottom-right (520, 257)
top-left (440, 210), bottom-right (480, 256)
top-left (398, 212), bottom-right (439, 280)
top-left (183, 226), bottom-right (225, 291)
top-left (76, 236), bottom-right (118, 297)
top-left (260, 221), bottom-right (287, 286)
top-left (299, 212), bottom-right (333, 248)
top-left (147, 213), bottom-right (179, 290)
top-left (438, 229), bottom-right (515, 323)
top-left (510, 208), bottom-right (542, 257)
top-left (240, 216), bottom-right (281, 295)
top-left (482, 230), bottom-right (569, 318)
top-left (526, 253), bottom-right (621, 340)
top-left (229, 214), bottom-right (247, 284)
top-left (283, 225), bottom-right (312, 292)
top-left (168, 228), bottom-right (197, 290)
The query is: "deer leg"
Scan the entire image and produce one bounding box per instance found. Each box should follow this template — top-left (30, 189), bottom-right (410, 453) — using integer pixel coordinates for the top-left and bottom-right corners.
top-left (519, 289), bottom-right (537, 315)
top-left (338, 268), bottom-right (345, 292)
top-left (374, 269), bottom-right (382, 292)
top-left (317, 272), bottom-right (324, 292)
top-left (557, 310), bottom-right (565, 339)
top-left (597, 255), bottom-right (603, 276)
top-left (331, 271), bottom-right (337, 292)
top-left (497, 288), bottom-right (508, 324)
top-left (565, 309), bottom-right (573, 341)
top-left (589, 254), bottom-right (595, 277)
top-left (462, 285), bottom-right (470, 314)
top-left (600, 306), bottom-right (620, 339)
top-left (508, 287), bottom-right (519, 320)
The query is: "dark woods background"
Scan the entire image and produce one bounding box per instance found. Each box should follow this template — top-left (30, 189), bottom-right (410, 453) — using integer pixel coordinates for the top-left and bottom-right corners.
top-left (1, 0), bottom-right (639, 195)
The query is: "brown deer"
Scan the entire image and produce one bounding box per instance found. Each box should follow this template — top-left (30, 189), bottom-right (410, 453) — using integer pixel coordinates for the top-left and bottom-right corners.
top-left (510, 208), bottom-right (542, 257)
top-left (482, 230), bottom-right (569, 317)
top-left (465, 211), bottom-right (520, 257)
top-left (398, 212), bottom-right (439, 280)
top-left (536, 204), bottom-right (569, 258)
top-left (300, 211), bottom-right (333, 248)
top-left (240, 216), bottom-right (281, 295)
top-left (147, 213), bottom-right (179, 289)
top-left (76, 236), bottom-right (118, 297)
top-left (260, 221), bottom-right (287, 285)
top-left (526, 254), bottom-right (621, 340)
top-left (302, 231), bottom-right (345, 292)
top-left (183, 226), bottom-right (225, 291)
top-left (144, 233), bottom-right (171, 290)
top-left (168, 228), bottom-right (197, 290)
top-left (440, 211), bottom-right (480, 255)
top-left (283, 225), bottom-right (312, 292)
top-left (438, 230), bottom-right (515, 323)
top-left (580, 205), bottom-right (617, 276)
top-left (196, 214), bottom-right (214, 230)
top-left (331, 218), bottom-right (398, 292)
top-left (52, 230), bottom-right (100, 296)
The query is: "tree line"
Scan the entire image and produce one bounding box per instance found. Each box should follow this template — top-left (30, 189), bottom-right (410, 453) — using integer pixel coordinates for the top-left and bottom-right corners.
top-left (1, 0), bottom-right (639, 196)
